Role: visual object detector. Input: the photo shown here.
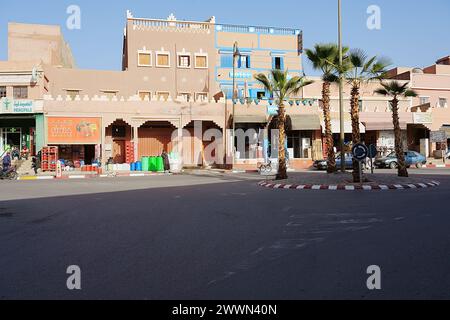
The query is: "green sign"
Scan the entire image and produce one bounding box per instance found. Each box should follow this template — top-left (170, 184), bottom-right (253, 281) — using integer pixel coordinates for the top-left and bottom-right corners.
top-left (1, 98), bottom-right (34, 113)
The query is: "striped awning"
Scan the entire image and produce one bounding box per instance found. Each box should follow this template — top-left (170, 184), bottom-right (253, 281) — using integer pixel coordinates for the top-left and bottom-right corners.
top-left (289, 114), bottom-right (321, 130)
top-left (234, 115), bottom-right (267, 124)
top-left (322, 120), bottom-right (366, 134)
top-left (365, 122), bottom-right (407, 131)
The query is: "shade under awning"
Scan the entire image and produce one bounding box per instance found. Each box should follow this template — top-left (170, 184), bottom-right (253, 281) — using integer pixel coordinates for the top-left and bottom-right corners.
top-left (322, 120), bottom-right (366, 134)
top-left (234, 115), bottom-right (267, 124)
top-left (441, 126), bottom-right (450, 136)
top-left (364, 122), bottom-right (407, 131)
top-left (289, 114), bottom-right (321, 131)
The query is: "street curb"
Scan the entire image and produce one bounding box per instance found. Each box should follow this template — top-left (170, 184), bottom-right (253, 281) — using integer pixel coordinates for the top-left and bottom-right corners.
top-left (420, 164), bottom-right (450, 169)
top-left (17, 172), bottom-right (171, 181)
top-left (258, 180), bottom-right (441, 191)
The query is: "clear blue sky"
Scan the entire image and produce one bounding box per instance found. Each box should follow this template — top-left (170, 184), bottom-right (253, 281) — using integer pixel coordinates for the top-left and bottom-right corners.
top-left (1, 0), bottom-right (449, 75)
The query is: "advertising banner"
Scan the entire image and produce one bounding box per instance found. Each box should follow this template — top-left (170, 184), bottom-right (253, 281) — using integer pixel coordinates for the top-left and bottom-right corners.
top-left (47, 117), bottom-right (101, 144)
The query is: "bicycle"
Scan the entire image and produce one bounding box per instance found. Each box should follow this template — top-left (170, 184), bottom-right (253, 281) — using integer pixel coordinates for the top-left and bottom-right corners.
top-left (258, 160), bottom-right (273, 174)
top-left (0, 165), bottom-right (18, 180)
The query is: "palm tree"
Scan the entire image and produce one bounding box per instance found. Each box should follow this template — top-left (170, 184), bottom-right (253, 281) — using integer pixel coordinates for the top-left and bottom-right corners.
top-left (344, 49), bottom-right (390, 182)
top-left (254, 70), bottom-right (313, 180)
top-left (374, 81), bottom-right (417, 177)
top-left (306, 44), bottom-right (345, 174)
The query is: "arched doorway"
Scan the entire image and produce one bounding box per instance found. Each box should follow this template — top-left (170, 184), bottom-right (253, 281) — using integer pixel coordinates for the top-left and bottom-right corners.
top-left (137, 121), bottom-right (177, 158)
top-left (105, 119), bottom-right (133, 164)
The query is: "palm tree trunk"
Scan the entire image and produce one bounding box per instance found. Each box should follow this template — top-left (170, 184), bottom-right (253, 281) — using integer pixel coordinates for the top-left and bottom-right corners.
top-left (322, 81), bottom-right (336, 173)
top-left (391, 97), bottom-right (408, 177)
top-left (276, 103), bottom-right (288, 180)
top-left (350, 85), bottom-right (362, 182)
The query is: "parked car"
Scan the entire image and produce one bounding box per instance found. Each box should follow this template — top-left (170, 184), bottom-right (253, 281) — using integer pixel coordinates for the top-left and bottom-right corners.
top-left (374, 151), bottom-right (426, 169)
top-left (447, 149), bottom-right (450, 159)
top-left (313, 153), bottom-right (354, 171)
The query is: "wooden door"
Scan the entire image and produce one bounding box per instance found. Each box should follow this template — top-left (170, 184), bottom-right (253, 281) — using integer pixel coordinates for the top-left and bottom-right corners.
top-left (113, 140), bottom-right (125, 164)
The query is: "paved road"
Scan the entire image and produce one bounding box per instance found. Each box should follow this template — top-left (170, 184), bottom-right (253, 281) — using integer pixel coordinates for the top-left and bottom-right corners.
top-left (0, 171), bottom-right (449, 299)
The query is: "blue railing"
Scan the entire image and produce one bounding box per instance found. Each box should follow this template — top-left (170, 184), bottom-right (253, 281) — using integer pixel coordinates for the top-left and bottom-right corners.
top-left (216, 24), bottom-right (300, 35)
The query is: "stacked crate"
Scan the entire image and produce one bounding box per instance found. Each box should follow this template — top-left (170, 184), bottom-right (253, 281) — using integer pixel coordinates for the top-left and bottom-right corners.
top-left (41, 147), bottom-right (58, 172)
top-left (125, 141), bottom-right (135, 164)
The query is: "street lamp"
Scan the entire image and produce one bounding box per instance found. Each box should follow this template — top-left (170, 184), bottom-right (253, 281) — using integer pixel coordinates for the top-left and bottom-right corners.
top-left (338, 0), bottom-right (346, 172)
top-left (232, 41), bottom-right (241, 168)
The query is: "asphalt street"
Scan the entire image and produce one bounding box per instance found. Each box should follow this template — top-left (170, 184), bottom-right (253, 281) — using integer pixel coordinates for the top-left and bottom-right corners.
top-left (1, 170), bottom-right (450, 299)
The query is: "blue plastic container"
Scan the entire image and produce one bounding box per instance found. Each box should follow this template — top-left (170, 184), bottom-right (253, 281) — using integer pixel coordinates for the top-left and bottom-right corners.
top-left (130, 162), bottom-right (136, 171)
top-left (135, 161), bottom-right (142, 171)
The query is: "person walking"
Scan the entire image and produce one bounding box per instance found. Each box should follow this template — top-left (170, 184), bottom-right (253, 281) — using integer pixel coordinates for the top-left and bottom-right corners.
top-left (161, 151), bottom-right (170, 173)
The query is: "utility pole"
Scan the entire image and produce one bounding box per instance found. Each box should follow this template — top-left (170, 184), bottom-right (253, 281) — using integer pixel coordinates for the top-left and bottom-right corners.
top-left (338, 0), bottom-right (346, 172)
top-left (232, 42), bottom-right (240, 169)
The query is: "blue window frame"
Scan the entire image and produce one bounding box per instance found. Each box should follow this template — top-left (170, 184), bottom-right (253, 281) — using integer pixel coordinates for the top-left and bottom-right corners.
top-left (220, 54), bottom-right (233, 68)
top-left (238, 55), bottom-right (251, 69)
top-left (272, 56), bottom-right (284, 70)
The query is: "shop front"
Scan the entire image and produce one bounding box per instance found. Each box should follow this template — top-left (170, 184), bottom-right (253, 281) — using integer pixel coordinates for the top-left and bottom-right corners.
top-left (46, 116), bottom-right (102, 167)
top-left (0, 98), bottom-right (44, 156)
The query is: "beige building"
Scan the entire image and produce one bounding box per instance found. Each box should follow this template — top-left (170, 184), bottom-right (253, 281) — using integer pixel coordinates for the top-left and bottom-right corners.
top-left (1, 13), bottom-right (421, 171)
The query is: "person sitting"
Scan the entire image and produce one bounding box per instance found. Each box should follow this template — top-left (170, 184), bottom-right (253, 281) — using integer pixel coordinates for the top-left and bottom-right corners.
top-left (11, 147), bottom-right (20, 161)
top-left (21, 145), bottom-right (30, 160)
top-left (2, 152), bottom-right (12, 172)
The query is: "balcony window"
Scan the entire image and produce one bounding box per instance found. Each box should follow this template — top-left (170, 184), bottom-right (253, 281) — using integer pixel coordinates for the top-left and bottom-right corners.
top-left (138, 51), bottom-right (152, 67)
top-left (178, 92), bottom-right (191, 102)
top-left (138, 91), bottom-right (151, 101)
top-left (0, 86), bottom-right (6, 98)
top-left (196, 93), bottom-right (208, 102)
top-left (102, 91), bottom-right (118, 100)
top-left (419, 96), bottom-right (430, 105)
top-left (13, 86), bottom-right (28, 99)
top-left (439, 98), bottom-right (447, 108)
top-left (177, 55), bottom-right (191, 68)
top-left (238, 55), bottom-right (251, 69)
top-left (66, 90), bottom-right (80, 101)
top-left (157, 92), bottom-right (170, 101)
top-left (156, 52), bottom-right (170, 67)
top-left (195, 54), bottom-right (208, 68)
top-left (273, 56), bottom-right (284, 70)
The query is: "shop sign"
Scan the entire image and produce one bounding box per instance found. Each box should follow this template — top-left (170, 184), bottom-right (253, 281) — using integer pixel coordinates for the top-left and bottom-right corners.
top-left (430, 131), bottom-right (447, 143)
top-left (413, 113), bottom-right (433, 124)
top-left (1, 98), bottom-right (35, 114)
top-left (47, 117), bottom-right (102, 144)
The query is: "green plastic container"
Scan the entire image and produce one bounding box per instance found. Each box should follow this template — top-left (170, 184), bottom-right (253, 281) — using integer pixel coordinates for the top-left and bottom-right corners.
top-left (155, 156), bottom-right (164, 172)
top-left (149, 157), bottom-right (158, 172)
top-left (141, 157), bottom-right (150, 172)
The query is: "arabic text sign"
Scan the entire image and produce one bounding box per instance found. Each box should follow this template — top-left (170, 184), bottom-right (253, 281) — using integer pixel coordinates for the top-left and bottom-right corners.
top-left (1, 98), bottom-right (34, 113)
top-left (47, 117), bottom-right (102, 144)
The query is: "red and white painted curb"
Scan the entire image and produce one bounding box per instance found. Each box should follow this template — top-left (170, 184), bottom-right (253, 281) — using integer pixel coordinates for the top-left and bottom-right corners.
top-left (419, 164), bottom-right (450, 169)
top-left (258, 180), bottom-right (441, 191)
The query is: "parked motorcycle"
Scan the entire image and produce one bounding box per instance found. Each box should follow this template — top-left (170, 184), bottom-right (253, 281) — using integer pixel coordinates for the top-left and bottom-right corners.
top-left (0, 166), bottom-right (18, 180)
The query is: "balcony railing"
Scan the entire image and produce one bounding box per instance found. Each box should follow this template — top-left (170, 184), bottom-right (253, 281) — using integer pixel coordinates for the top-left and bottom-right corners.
top-left (216, 24), bottom-right (300, 35)
top-left (130, 18), bottom-right (211, 31)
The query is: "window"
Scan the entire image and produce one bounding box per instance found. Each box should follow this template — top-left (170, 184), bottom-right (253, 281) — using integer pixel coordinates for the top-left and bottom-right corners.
top-left (102, 91), bottom-right (118, 100)
top-left (195, 54), bottom-right (208, 68)
top-left (156, 52), bottom-right (170, 67)
top-left (238, 55), bottom-right (251, 69)
top-left (419, 96), bottom-right (430, 105)
top-left (0, 86), bottom-right (6, 98)
top-left (13, 86), bottom-right (28, 99)
top-left (439, 98), bottom-right (447, 108)
top-left (138, 51), bottom-right (152, 67)
top-left (178, 92), bottom-right (191, 102)
top-left (157, 92), bottom-right (170, 101)
top-left (359, 100), bottom-right (364, 112)
top-left (177, 54), bottom-right (191, 68)
top-left (66, 90), bottom-right (80, 100)
top-left (138, 91), bottom-right (151, 101)
top-left (273, 56), bottom-right (284, 70)
top-left (196, 92), bottom-right (208, 102)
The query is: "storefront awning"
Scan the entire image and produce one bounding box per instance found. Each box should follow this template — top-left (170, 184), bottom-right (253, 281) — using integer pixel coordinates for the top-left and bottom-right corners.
top-left (289, 114), bottom-right (321, 131)
top-left (365, 122), bottom-right (407, 131)
top-left (322, 120), bottom-right (366, 134)
top-left (234, 115), bottom-right (267, 124)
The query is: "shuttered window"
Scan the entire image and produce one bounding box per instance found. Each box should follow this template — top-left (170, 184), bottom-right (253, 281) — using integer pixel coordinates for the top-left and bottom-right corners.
top-left (195, 55), bottom-right (208, 68)
top-left (138, 52), bottom-right (152, 66)
top-left (157, 53), bottom-right (170, 67)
